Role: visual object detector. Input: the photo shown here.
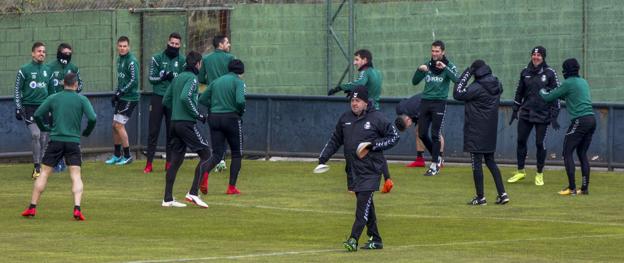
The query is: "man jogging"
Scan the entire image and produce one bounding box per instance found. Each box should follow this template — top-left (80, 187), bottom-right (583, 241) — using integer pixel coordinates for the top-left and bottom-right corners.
top-left (540, 58), bottom-right (595, 196)
top-left (198, 59), bottom-right (246, 195)
top-left (453, 60), bottom-right (509, 205)
top-left (21, 73), bottom-right (97, 221)
top-left (144, 33), bottom-right (186, 174)
top-left (14, 42), bottom-right (52, 180)
top-left (508, 46), bottom-right (560, 186)
top-left (394, 93), bottom-right (446, 169)
top-left (327, 49), bottom-right (393, 192)
top-left (318, 86), bottom-right (399, 251)
top-left (412, 40), bottom-right (458, 176)
top-left (161, 51), bottom-right (212, 208)
top-left (106, 36), bottom-right (140, 166)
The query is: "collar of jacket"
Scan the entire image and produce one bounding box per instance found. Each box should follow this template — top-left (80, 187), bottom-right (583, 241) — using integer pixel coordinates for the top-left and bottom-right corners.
top-left (358, 62), bottom-right (373, 71)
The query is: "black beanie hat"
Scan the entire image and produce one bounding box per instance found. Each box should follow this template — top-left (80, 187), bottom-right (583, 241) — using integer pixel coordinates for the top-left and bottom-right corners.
top-left (470, 59), bottom-right (486, 71)
top-left (532, 46), bottom-right (547, 58)
top-left (562, 58), bottom-right (580, 78)
top-left (228, 59), bottom-right (245, 74)
top-left (350, 86), bottom-right (369, 101)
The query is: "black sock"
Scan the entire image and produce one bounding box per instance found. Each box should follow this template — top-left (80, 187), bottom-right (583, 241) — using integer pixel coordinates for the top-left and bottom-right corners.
top-left (114, 144), bottom-right (122, 157)
top-left (440, 152), bottom-right (444, 157)
top-left (123, 147), bottom-right (130, 158)
top-left (417, 151), bottom-right (423, 157)
top-left (74, 205), bottom-right (81, 211)
top-left (34, 163), bottom-right (41, 171)
top-left (29, 204), bottom-right (37, 209)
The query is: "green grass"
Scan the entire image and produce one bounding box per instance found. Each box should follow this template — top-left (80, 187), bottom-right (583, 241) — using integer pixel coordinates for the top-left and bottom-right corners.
top-left (1, 160), bottom-right (624, 262)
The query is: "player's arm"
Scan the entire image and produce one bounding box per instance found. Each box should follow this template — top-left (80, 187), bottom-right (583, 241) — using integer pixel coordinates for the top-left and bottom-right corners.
top-left (453, 68), bottom-right (480, 102)
top-left (197, 57), bottom-right (207, 84)
top-left (370, 118), bottom-right (400, 152)
top-left (198, 82), bottom-right (212, 109)
top-left (412, 68), bottom-right (426, 86)
top-left (235, 79), bottom-right (246, 115)
top-left (540, 81), bottom-right (569, 102)
top-left (180, 78), bottom-right (201, 119)
top-left (81, 96), bottom-right (97, 137)
top-left (76, 68), bottom-right (84, 93)
top-left (546, 68), bottom-right (562, 120)
top-left (34, 99), bottom-right (52, 132)
top-left (148, 56), bottom-right (162, 85)
top-left (445, 62), bottom-right (459, 83)
top-left (318, 120), bottom-right (344, 164)
top-left (14, 69), bottom-right (25, 110)
top-left (340, 71), bottom-right (368, 91)
top-left (118, 61), bottom-right (138, 93)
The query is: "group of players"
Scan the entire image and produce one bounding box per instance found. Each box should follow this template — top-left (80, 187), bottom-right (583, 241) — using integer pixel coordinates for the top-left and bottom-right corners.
top-left (17, 33), bottom-right (247, 218)
top-left (319, 40), bottom-right (595, 251)
top-left (14, 35), bottom-right (596, 252)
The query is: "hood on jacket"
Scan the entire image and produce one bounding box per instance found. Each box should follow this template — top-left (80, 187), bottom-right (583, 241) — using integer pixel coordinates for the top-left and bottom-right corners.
top-left (472, 61), bottom-right (502, 96)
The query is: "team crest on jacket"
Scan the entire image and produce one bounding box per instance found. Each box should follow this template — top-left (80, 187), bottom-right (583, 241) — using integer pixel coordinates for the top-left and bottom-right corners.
top-left (541, 74), bottom-right (547, 82)
top-left (174, 61), bottom-right (179, 67)
top-left (364, 121), bottom-right (371, 130)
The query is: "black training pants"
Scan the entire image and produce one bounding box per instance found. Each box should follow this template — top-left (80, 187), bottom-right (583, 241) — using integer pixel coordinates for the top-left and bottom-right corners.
top-left (516, 118), bottom-right (549, 172)
top-left (207, 113), bottom-right (243, 186)
top-left (563, 115), bottom-right (596, 191)
top-left (471, 152), bottom-right (506, 198)
top-left (146, 94), bottom-right (172, 163)
top-left (418, 99), bottom-right (446, 164)
top-left (350, 191), bottom-right (382, 243)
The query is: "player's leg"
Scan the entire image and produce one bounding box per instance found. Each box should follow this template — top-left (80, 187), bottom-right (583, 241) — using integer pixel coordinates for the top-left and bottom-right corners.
top-left (468, 153), bottom-right (486, 205)
top-left (509, 119), bottom-right (532, 182)
top-left (534, 123), bottom-right (548, 185)
top-left (145, 95), bottom-right (165, 173)
top-left (560, 120), bottom-right (582, 195)
top-left (484, 152), bottom-right (508, 204)
top-left (223, 116), bottom-right (243, 194)
top-left (576, 116), bottom-right (596, 194)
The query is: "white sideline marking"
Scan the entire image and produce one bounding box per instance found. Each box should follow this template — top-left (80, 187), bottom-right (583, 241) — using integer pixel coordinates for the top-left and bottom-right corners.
top-left (125, 233), bottom-right (624, 263)
top-left (4, 193), bottom-right (624, 228)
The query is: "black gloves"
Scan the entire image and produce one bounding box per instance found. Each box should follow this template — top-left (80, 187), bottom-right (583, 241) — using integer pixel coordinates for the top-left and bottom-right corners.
top-left (161, 71), bottom-right (175, 82)
top-left (509, 104), bottom-right (519, 125)
top-left (551, 119), bottom-right (560, 130)
top-left (111, 90), bottom-right (122, 108)
top-left (327, 86), bottom-right (341, 96)
top-left (15, 108), bottom-right (23, 121)
top-left (197, 114), bottom-right (208, 124)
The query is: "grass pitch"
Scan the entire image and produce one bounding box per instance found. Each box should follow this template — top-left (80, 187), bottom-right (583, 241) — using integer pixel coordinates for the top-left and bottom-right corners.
top-left (1, 159), bottom-right (624, 262)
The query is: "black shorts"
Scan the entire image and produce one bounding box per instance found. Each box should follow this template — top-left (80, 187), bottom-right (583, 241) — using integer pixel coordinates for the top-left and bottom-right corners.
top-left (22, 105), bottom-right (51, 126)
top-left (114, 100), bottom-right (138, 117)
top-left (168, 121), bottom-right (210, 153)
top-left (42, 141), bottom-right (82, 167)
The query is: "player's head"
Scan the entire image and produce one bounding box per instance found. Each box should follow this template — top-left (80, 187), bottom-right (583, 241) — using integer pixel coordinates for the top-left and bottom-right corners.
top-left (186, 51), bottom-right (203, 70)
top-left (394, 115), bottom-right (413, 132)
top-left (213, 35), bottom-right (230, 52)
top-left (64, 72), bottom-right (78, 90)
top-left (57, 43), bottom-right (72, 65)
top-left (531, 46), bottom-right (546, 66)
top-left (228, 59), bottom-right (245, 75)
top-left (431, 40), bottom-right (445, 60)
top-left (31, 42), bottom-right (46, 63)
top-left (562, 58), bottom-right (580, 79)
top-left (350, 86), bottom-right (369, 116)
top-left (117, 36), bottom-right (130, 56)
top-left (353, 49), bottom-right (372, 69)
top-left (168, 32), bottom-right (182, 48)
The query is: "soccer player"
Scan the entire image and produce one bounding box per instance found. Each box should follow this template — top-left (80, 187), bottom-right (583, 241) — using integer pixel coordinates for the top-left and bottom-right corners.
top-left (412, 40), bottom-right (458, 176)
top-left (47, 42), bottom-right (84, 173)
top-left (14, 42), bottom-right (51, 180)
top-left (197, 35), bottom-right (235, 184)
top-left (327, 49), bottom-right (393, 192)
top-left (453, 60), bottom-right (509, 205)
top-left (394, 93), bottom-right (446, 168)
top-left (144, 32), bottom-right (186, 173)
top-left (318, 86), bottom-right (399, 251)
top-left (198, 59), bottom-right (246, 195)
top-left (540, 58), bottom-right (595, 196)
top-left (21, 73), bottom-right (97, 220)
top-left (161, 51), bottom-right (211, 208)
top-left (508, 46), bottom-right (560, 186)
top-left (106, 36), bottom-right (140, 166)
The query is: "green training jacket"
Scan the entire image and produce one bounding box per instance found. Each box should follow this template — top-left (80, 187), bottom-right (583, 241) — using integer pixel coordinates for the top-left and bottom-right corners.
top-left (540, 76), bottom-right (594, 120)
top-left (163, 70), bottom-right (201, 122)
top-left (47, 60), bottom-right (83, 94)
top-left (116, 52), bottom-right (140, 101)
top-left (148, 51), bottom-right (186, 96)
top-left (14, 61), bottom-right (51, 109)
top-left (340, 66), bottom-right (383, 110)
top-left (198, 49), bottom-right (235, 85)
top-left (199, 72), bottom-right (246, 115)
top-left (34, 90), bottom-right (97, 143)
top-left (412, 60), bottom-right (459, 100)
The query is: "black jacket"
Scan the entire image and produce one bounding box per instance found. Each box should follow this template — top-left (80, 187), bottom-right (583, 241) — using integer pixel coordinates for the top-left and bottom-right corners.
top-left (319, 102), bottom-right (400, 192)
top-left (396, 93), bottom-right (422, 122)
top-left (513, 62), bottom-right (560, 123)
top-left (453, 64), bottom-right (502, 153)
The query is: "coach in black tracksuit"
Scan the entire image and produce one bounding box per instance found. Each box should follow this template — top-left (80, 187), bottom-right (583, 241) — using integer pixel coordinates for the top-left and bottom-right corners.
top-left (453, 60), bottom-right (509, 206)
top-left (318, 86), bottom-right (399, 251)
top-left (508, 46), bottom-right (560, 185)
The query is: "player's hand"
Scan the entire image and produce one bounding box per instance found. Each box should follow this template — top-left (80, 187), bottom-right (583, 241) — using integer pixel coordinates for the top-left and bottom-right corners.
top-left (436, 61), bottom-right (447, 69)
top-left (111, 90), bottom-right (121, 108)
top-left (15, 108), bottom-right (23, 121)
top-left (551, 119), bottom-right (560, 130)
top-left (197, 114), bottom-right (208, 124)
top-left (327, 86), bottom-right (341, 96)
top-left (418, 65), bottom-right (429, 72)
top-left (509, 111), bottom-right (518, 125)
top-left (161, 71), bottom-right (174, 81)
